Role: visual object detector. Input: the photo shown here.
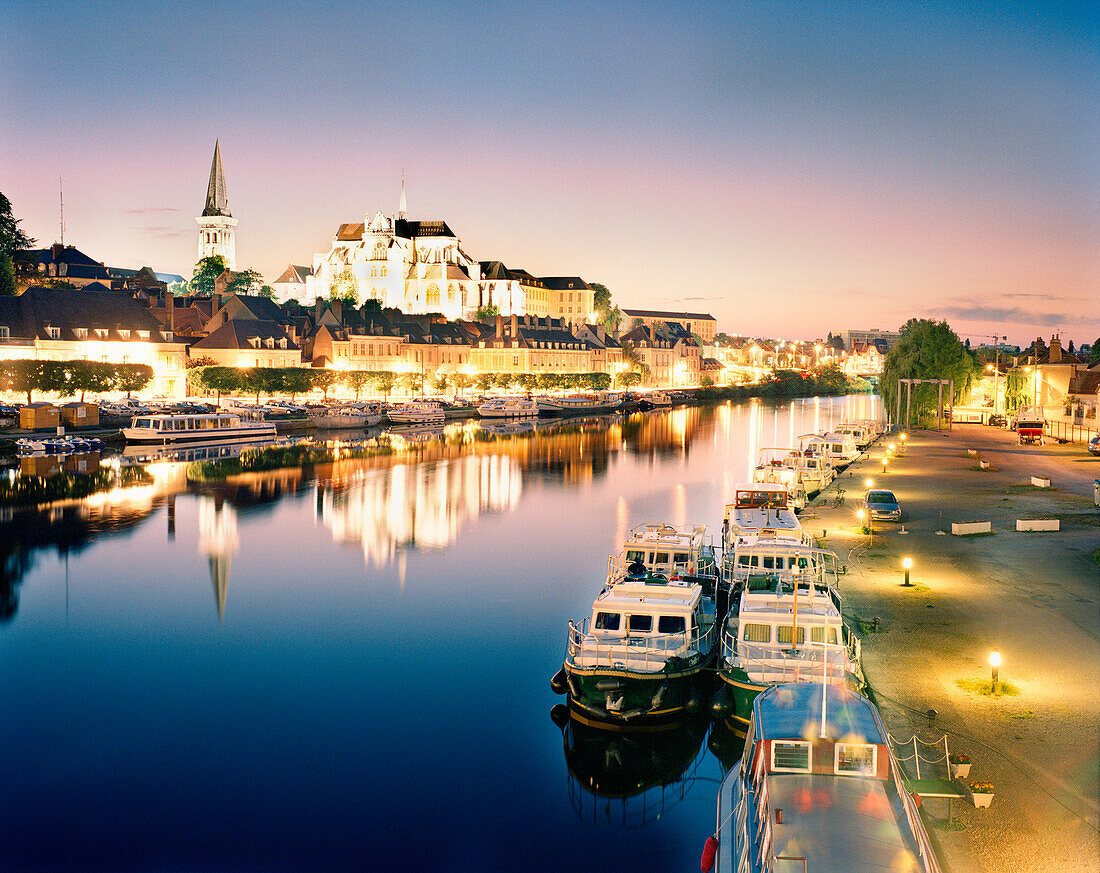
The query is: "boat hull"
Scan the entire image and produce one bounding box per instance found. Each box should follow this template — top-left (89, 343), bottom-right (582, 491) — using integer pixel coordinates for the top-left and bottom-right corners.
top-left (122, 426), bottom-right (275, 443)
top-left (537, 400), bottom-right (620, 416)
top-left (563, 655), bottom-right (715, 728)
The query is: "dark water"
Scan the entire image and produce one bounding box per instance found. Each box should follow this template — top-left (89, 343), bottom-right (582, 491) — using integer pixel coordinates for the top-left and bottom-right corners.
top-left (0, 396), bottom-right (880, 872)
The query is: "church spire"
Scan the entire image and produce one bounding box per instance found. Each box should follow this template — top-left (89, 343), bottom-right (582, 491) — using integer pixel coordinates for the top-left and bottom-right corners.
top-left (203, 140), bottom-right (231, 218)
top-left (397, 175), bottom-right (407, 219)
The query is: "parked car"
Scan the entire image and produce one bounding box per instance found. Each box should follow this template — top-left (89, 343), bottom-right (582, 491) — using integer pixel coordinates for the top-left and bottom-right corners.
top-left (864, 489), bottom-right (902, 521)
top-left (987, 413), bottom-right (1007, 428)
top-left (1088, 433), bottom-right (1100, 456)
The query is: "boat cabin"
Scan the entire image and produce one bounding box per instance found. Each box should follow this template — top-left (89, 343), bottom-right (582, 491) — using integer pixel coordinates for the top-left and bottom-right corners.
top-left (723, 484), bottom-right (803, 551)
top-left (131, 413), bottom-right (245, 432)
top-left (820, 432), bottom-right (860, 463)
top-left (724, 543), bottom-right (838, 589)
top-left (611, 522), bottom-right (716, 585)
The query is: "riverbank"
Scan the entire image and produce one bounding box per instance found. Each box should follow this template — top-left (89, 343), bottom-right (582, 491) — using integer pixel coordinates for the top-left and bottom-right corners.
top-left (805, 425), bottom-right (1099, 872)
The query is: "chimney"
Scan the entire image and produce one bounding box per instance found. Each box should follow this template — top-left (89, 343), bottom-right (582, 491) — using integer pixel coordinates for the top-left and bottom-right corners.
top-left (51, 242), bottom-right (63, 260)
top-left (1049, 334), bottom-right (1062, 363)
top-left (495, 314), bottom-right (503, 340)
top-left (510, 313), bottom-right (517, 337)
top-left (167, 291), bottom-right (175, 334)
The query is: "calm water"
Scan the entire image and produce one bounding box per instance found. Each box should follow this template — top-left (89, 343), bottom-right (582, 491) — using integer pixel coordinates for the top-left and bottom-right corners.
top-left (1, 395), bottom-right (880, 872)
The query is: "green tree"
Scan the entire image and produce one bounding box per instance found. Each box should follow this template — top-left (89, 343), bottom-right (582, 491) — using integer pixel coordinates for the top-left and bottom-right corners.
top-left (433, 374), bottom-right (449, 393)
top-left (620, 341), bottom-right (652, 382)
top-left (190, 255), bottom-right (229, 296)
top-left (186, 355), bottom-right (219, 369)
top-left (1089, 338), bottom-right (1100, 365)
top-left (344, 370), bottom-right (373, 400)
top-left (69, 361), bottom-right (114, 401)
top-left (475, 304), bottom-right (500, 322)
top-left (113, 363), bottom-right (155, 398)
top-left (373, 371), bottom-right (395, 399)
top-left (279, 368), bottom-right (314, 400)
top-left (0, 360), bottom-right (42, 403)
top-left (0, 193), bottom-right (35, 259)
top-left (618, 371), bottom-right (642, 389)
top-left (880, 319), bottom-right (978, 426)
top-left (589, 283), bottom-right (622, 331)
top-left (0, 254), bottom-right (15, 296)
top-left (329, 268), bottom-right (358, 306)
top-left (225, 268), bottom-right (266, 296)
top-left (190, 366), bottom-right (241, 404)
top-left (399, 372), bottom-right (425, 396)
top-left (476, 372), bottom-right (494, 392)
top-left (311, 369), bottom-right (340, 401)
top-left (452, 372), bottom-right (472, 395)
top-left (257, 284), bottom-right (276, 300)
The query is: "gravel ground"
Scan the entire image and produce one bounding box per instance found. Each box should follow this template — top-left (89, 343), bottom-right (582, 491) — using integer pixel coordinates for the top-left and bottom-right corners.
top-left (803, 425), bottom-right (1100, 873)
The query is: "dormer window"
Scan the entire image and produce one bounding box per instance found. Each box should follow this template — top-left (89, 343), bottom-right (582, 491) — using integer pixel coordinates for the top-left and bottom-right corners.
top-left (74, 328), bottom-right (88, 339)
top-left (278, 338), bottom-right (287, 349)
top-left (136, 330), bottom-right (149, 340)
top-left (248, 337), bottom-right (260, 349)
top-left (47, 326), bottom-right (60, 340)
top-left (0, 327), bottom-right (9, 339)
top-left (96, 329), bottom-right (108, 338)
top-left (118, 329), bottom-right (130, 339)
top-left (264, 338), bottom-right (274, 349)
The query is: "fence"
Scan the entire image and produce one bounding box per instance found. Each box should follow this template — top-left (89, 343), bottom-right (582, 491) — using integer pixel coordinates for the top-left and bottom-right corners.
top-left (1044, 418), bottom-right (1098, 445)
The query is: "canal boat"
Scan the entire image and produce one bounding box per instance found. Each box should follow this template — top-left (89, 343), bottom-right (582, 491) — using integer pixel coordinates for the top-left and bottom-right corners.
top-left (309, 405), bottom-right (386, 429)
top-left (123, 411), bottom-right (276, 444)
top-left (835, 420), bottom-right (877, 449)
top-left (386, 400), bottom-right (445, 424)
top-left (710, 568), bottom-right (862, 729)
top-left (605, 522), bottom-right (719, 593)
top-left (554, 575), bottom-right (718, 726)
top-left (819, 431), bottom-right (861, 465)
top-left (707, 683), bottom-right (940, 873)
top-left (537, 392), bottom-right (621, 416)
top-left (751, 450), bottom-right (809, 509)
top-left (638, 390), bottom-right (673, 410)
top-left (477, 396), bottom-right (539, 418)
top-left (721, 483), bottom-right (806, 554)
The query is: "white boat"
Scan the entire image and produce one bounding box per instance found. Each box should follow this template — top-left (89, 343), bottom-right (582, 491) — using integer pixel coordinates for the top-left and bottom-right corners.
top-left (751, 449), bottom-right (809, 508)
top-left (835, 420), bottom-right (877, 449)
top-left (709, 683), bottom-right (940, 873)
top-left (16, 436), bottom-right (105, 456)
top-left (606, 522), bottom-right (718, 590)
top-left (123, 411), bottom-right (276, 443)
top-left (386, 401), bottom-right (445, 424)
top-left (477, 397), bottom-right (539, 418)
top-left (638, 391), bottom-right (672, 410)
top-left (537, 392), bottom-right (620, 416)
top-left (721, 483), bottom-right (809, 554)
top-left (310, 405), bottom-right (386, 429)
top-left (819, 431), bottom-right (861, 465)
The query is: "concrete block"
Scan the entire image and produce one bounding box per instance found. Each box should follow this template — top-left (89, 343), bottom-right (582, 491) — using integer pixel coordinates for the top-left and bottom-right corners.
top-left (1030, 476), bottom-right (1051, 488)
top-left (979, 460), bottom-right (991, 470)
top-left (1016, 519), bottom-right (1059, 531)
top-left (966, 448), bottom-right (979, 456)
top-left (952, 521), bottom-right (991, 535)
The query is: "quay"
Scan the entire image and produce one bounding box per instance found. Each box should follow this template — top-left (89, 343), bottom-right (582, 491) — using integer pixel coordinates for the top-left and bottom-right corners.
top-left (804, 425), bottom-right (1099, 873)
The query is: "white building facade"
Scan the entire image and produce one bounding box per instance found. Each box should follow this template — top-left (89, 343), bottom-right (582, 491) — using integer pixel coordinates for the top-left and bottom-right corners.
top-left (195, 141), bottom-right (238, 269)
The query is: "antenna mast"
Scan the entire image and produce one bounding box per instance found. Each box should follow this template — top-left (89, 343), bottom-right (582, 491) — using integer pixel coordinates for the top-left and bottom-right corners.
top-left (59, 175), bottom-right (65, 246)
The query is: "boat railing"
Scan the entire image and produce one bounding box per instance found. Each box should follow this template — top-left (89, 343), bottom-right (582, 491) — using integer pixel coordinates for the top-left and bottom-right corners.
top-left (722, 631), bottom-right (859, 679)
top-left (567, 616), bottom-right (716, 672)
top-left (889, 754), bottom-right (943, 873)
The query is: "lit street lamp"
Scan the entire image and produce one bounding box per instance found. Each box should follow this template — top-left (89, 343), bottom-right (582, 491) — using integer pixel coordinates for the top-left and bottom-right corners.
top-left (990, 650), bottom-right (1001, 693)
top-left (902, 557), bottom-right (912, 587)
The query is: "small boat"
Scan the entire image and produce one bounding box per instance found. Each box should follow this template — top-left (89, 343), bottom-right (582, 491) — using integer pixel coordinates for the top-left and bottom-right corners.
top-left (16, 436), bottom-right (105, 456)
top-left (707, 683), bottom-right (940, 873)
top-left (309, 405), bottom-right (386, 429)
top-left (537, 392), bottom-right (621, 416)
top-left (721, 483), bottom-right (810, 555)
top-left (710, 556), bottom-right (862, 728)
top-left (386, 401), bottom-right (445, 424)
top-left (751, 450), bottom-right (809, 508)
top-left (819, 431), bottom-right (861, 465)
top-left (1014, 405), bottom-right (1044, 445)
top-left (477, 396), bottom-right (539, 418)
top-left (637, 391), bottom-right (672, 410)
top-left (123, 411), bottom-right (276, 444)
top-left (606, 522), bottom-right (719, 595)
top-left (439, 398), bottom-right (479, 419)
top-left (554, 574), bottom-right (718, 726)
top-left (835, 420), bottom-right (877, 449)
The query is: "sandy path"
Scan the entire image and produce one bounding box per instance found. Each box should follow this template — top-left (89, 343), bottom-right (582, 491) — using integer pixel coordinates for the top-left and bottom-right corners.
top-left (802, 425), bottom-right (1100, 872)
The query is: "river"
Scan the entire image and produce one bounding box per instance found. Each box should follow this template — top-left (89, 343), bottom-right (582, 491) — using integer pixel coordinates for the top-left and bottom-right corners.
top-left (0, 395), bottom-right (881, 872)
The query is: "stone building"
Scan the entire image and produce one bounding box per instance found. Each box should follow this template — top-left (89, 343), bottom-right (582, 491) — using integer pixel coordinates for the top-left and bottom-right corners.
top-left (196, 141), bottom-right (238, 269)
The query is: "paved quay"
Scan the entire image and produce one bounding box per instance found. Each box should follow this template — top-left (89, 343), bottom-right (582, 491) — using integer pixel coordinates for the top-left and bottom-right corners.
top-left (803, 425), bottom-right (1099, 873)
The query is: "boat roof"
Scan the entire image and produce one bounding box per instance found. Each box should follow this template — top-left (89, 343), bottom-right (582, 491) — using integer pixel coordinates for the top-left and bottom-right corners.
top-left (623, 522), bottom-right (706, 548)
top-left (734, 482), bottom-right (789, 494)
top-left (596, 578), bottom-right (700, 610)
top-left (138, 412), bottom-right (238, 419)
top-left (754, 683), bottom-right (884, 743)
top-left (765, 774), bottom-right (919, 873)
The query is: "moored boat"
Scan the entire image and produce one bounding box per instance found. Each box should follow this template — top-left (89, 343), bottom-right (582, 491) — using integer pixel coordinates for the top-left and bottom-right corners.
top-left (477, 396), bottom-right (539, 418)
top-left (16, 436), bottom-right (105, 456)
top-left (606, 522), bottom-right (719, 596)
top-left (309, 405), bottom-right (386, 429)
top-left (819, 431), bottom-right (861, 466)
top-left (707, 683), bottom-right (940, 873)
top-left (751, 449), bottom-right (809, 509)
top-left (638, 390), bottom-right (672, 410)
top-left (537, 392), bottom-right (620, 416)
top-left (554, 574), bottom-right (717, 726)
top-left (386, 400), bottom-right (445, 424)
top-left (123, 411), bottom-right (275, 444)
top-left (721, 483), bottom-right (810, 555)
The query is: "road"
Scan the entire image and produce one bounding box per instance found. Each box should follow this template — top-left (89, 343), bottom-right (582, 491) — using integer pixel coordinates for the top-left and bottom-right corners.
top-left (804, 424), bottom-right (1100, 873)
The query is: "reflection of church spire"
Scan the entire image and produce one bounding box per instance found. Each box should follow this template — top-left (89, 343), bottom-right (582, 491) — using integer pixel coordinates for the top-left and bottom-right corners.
top-left (397, 175), bottom-right (407, 219)
top-left (198, 497), bottom-right (238, 622)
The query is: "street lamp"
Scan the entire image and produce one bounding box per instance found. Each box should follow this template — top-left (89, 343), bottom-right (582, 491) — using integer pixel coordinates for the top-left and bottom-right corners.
top-left (865, 477), bottom-right (874, 490)
top-left (882, 456), bottom-right (888, 474)
top-left (990, 650), bottom-right (1001, 692)
top-left (902, 557), bottom-right (912, 587)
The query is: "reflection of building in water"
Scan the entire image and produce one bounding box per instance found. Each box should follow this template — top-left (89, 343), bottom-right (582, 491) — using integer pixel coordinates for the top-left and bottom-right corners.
top-left (322, 454), bottom-right (521, 567)
top-left (198, 498), bottom-right (238, 620)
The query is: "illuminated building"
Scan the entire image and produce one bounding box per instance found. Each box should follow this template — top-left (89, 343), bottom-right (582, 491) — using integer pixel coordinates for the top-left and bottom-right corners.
top-left (195, 140), bottom-right (238, 269)
top-left (621, 308), bottom-right (717, 343)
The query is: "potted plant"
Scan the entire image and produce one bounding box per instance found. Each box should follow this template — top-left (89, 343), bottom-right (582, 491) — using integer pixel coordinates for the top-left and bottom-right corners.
top-left (969, 780), bottom-right (994, 808)
top-left (950, 752), bottom-right (971, 779)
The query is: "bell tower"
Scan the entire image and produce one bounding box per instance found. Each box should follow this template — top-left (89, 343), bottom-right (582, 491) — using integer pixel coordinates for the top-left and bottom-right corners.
top-left (195, 140), bottom-right (238, 269)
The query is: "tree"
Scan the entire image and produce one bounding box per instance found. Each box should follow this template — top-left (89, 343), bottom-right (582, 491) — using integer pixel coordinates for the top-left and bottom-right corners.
top-left (311, 369), bottom-right (340, 401)
top-left (225, 268), bottom-right (266, 296)
top-left (452, 372), bottom-right (472, 395)
top-left (240, 367), bottom-right (272, 404)
top-left (69, 361), bottom-right (114, 401)
top-left (113, 363), bottom-right (155, 398)
top-left (258, 285), bottom-right (276, 300)
top-left (589, 283), bottom-right (622, 331)
top-left (344, 370), bottom-right (373, 400)
top-left (190, 366), bottom-right (241, 404)
top-left (0, 255), bottom-right (14, 296)
top-left (880, 319), bottom-right (978, 425)
top-left (0, 360), bottom-right (42, 403)
top-left (433, 374), bottom-right (449, 393)
top-left (475, 304), bottom-right (500, 322)
top-left (618, 371), bottom-right (642, 388)
top-left (620, 341), bottom-right (652, 382)
top-left (373, 371), bottom-right (395, 399)
top-left (0, 193), bottom-right (35, 259)
top-left (475, 372), bottom-right (494, 392)
top-left (813, 362), bottom-right (850, 396)
top-left (1089, 338), bottom-right (1100, 365)
top-left (399, 372), bottom-right (425, 396)
top-left (278, 368), bottom-right (314, 400)
top-left (186, 355), bottom-right (219, 369)
top-left (190, 255), bottom-right (229, 296)
top-left (329, 268), bottom-right (358, 306)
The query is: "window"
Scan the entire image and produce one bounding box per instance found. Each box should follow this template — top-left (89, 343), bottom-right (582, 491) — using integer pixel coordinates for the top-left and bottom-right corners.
top-left (653, 552), bottom-right (669, 564)
top-left (810, 626), bottom-right (839, 644)
top-left (625, 550), bottom-right (645, 564)
top-left (777, 626), bottom-right (806, 645)
top-left (742, 624), bottom-right (771, 643)
top-left (118, 329), bottom-right (130, 339)
top-left (628, 614), bottom-right (652, 633)
top-left (595, 612), bottom-right (620, 631)
top-left (835, 743), bottom-right (876, 776)
top-left (772, 741), bottom-right (812, 772)
top-left (74, 327), bottom-right (87, 339)
top-left (0, 326), bottom-right (9, 339)
top-left (658, 615), bottom-right (686, 634)
top-left (48, 326), bottom-right (60, 340)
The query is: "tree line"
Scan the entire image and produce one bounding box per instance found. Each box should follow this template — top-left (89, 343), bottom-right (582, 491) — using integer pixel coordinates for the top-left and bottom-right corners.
top-left (696, 363), bottom-right (856, 401)
top-left (187, 366), bottom-right (616, 403)
top-left (0, 359), bottom-right (154, 404)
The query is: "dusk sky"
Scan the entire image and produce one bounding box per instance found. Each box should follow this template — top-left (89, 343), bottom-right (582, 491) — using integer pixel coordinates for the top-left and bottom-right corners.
top-left (4, 1), bottom-right (1097, 346)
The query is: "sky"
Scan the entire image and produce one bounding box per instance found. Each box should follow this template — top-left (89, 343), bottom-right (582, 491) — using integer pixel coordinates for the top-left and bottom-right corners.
top-left (3, 1), bottom-right (1097, 347)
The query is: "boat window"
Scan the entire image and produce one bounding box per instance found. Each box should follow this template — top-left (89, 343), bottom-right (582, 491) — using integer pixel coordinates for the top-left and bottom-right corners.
top-left (135, 418), bottom-right (149, 429)
top-left (657, 616), bottom-right (685, 634)
top-left (763, 556), bottom-right (775, 569)
top-left (595, 612), bottom-right (621, 631)
top-left (811, 626), bottom-right (838, 644)
top-left (653, 553), bottom-right (669, 565)
top-left (742, 623), bottom-right (770, 643)
top-left (835, 743), bottom-right (876, 776)
top-left (737, 555), bottom-right (751, 567)
top-left (628, 614), bottom-right (652, 633)
top-left (777, 626), bottom-right (806, 645)
top-left (626, 550), bottom-right (645, 564)
top-left (672, 553), bottom-right (689, 566)
top-left (772, 741), bottom-right (812, 773)
top-left (797, 557), bottom-right (809, 569)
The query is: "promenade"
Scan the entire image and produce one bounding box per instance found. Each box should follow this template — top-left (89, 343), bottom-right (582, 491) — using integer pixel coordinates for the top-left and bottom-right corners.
top-left (806, 425), bottom-right (1099, 873)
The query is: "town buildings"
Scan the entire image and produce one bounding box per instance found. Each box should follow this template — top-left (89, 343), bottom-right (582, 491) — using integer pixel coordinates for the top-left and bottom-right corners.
top-left (621, 309), bottom-right (717, 343)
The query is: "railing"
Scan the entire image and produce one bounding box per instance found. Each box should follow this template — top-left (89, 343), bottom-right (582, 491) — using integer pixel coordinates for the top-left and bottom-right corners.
top-left (1044, 418), bottom-right (1098, 445)
top-left (566, 616), bottom-right (716, 672)
top-left (720, 634), bottom-right (858, 683)
top-left (889, 754), bottom-right (942, 873)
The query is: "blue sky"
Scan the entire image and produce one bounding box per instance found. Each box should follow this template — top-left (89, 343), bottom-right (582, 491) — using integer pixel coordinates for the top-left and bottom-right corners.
top-left (3, 1), bottom-right (1097, 344)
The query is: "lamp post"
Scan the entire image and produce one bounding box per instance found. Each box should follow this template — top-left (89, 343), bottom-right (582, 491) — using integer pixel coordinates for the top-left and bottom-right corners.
top-left (902, 557), bottom-right (912, 587)
top-left (990, 650), bottom-right (1001, 693)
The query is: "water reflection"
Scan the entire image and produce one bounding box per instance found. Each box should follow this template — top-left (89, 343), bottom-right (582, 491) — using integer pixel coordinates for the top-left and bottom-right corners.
top-left (198, 498), bottom-right (238, 620)
top-left (554, 706), bottom-right (711, 828)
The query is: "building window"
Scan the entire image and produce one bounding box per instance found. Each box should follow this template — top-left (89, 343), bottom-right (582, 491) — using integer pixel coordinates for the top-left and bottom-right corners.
top-left (47, 327), bottom-right (60, 340)
top-left (0, 327), bottom-right (8, 339)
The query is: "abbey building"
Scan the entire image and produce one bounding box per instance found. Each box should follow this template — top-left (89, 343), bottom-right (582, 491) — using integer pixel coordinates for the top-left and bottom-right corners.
top-left (196, 141), bottom-right (237, 269)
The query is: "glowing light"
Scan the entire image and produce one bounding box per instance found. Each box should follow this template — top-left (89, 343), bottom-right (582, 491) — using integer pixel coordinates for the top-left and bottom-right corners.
top-left (903, 557), bottom-right (912, 569)
top-left (990, 651), bottom-right (1001, 667)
